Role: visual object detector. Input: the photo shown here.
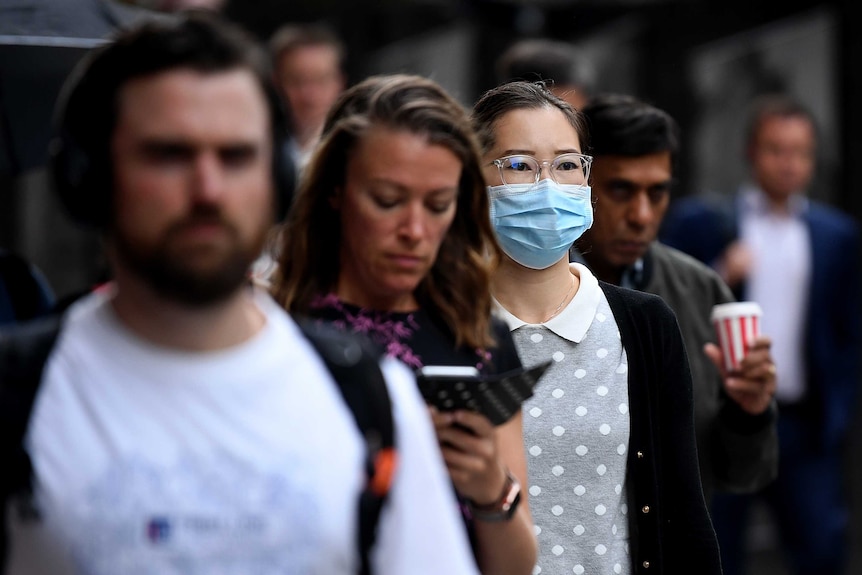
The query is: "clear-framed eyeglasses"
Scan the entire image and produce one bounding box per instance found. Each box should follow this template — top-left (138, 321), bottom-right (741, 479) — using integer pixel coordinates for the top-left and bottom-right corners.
top-left (491, 153), bottom-right (592, 187)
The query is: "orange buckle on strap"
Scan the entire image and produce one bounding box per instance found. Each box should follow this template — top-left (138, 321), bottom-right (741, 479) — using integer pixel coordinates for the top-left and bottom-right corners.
top-left (369, 447), bottom-right (397, 496)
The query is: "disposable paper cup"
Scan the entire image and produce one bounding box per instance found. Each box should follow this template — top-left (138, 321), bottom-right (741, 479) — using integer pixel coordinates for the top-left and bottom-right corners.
top-left (710, 302), bottom-right (762, 372)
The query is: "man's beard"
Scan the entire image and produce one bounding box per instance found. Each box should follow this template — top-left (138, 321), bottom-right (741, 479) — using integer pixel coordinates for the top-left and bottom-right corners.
top-left (112, 207), bottom-right (268, 307)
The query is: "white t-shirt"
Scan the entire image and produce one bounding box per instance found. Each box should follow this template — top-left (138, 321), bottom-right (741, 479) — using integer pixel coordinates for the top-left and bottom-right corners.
top-left (6, 289), bottom-right (478, 575)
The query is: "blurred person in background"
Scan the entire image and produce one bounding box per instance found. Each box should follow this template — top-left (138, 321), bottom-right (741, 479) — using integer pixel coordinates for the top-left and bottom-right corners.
top-left (269, 22), bottom-right (346, 172)
top-left (495, 38), bottom-right (596, 111)
top-left (1, 13), bottom-right (480, 575)
top-left (571, 93), bottom-right (778, 506)
top-left (272, 73), bottom-right (538, 575)
top-left (471, 80), bottom-right (722, 575)
top-left (661, 93), bottom-right (862, 575)
top-left (255, 23), bottom-right (348, 284)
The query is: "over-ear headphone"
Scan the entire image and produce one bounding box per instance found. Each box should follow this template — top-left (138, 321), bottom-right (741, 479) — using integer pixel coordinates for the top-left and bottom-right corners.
top-left (49, 21), bottom-right (297, 229)
top-left (49, 47), bottom-right (114, 229)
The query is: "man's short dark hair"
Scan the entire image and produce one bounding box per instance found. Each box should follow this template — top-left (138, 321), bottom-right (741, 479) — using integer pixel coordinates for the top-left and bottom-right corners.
top-left (582, 93), bottom-right (680, 171)
top-left (744, 93), bottom-right (818, 149)
top-left (495, 38), bottom-right (594, 93)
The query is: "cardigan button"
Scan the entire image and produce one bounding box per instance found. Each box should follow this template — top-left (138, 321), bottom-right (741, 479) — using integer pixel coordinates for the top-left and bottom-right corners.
top-left (641, 505), bottom-right (650, 514)
top-left (643, 560), bottom-right (650, 568)
top-left (637, 451), bottom-right (644, 459)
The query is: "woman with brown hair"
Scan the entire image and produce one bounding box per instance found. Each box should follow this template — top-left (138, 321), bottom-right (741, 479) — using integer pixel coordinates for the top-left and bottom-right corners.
top-left (272, 74), bottom-right (537, 575)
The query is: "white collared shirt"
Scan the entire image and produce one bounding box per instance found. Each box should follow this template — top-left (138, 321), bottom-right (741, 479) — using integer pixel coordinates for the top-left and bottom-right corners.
top-left (493, 263), bottom-right (602, 343)
top-left (740, 185), bottom-right (811, 402)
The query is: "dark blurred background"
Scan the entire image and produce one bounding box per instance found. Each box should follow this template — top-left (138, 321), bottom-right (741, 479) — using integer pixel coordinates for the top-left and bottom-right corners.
top-left (1, 0), bottom-right (860, 571)
top-left (4, 0), bottom-right (860, 299)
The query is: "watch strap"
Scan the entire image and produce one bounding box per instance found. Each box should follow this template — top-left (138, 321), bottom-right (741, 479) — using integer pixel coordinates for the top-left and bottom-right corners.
top-left (469, 470), bottom-right (522, 522)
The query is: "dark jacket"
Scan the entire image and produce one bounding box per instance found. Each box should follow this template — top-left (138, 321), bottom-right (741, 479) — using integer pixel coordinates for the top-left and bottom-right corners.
top-left (642, 242), bottom-right (777, 502)
top-left (602, 282), bottom-right (722, 575)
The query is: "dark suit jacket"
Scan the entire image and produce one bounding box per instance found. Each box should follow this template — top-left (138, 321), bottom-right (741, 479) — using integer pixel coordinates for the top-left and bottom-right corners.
top-left (660, 192), bottom-right (862, 450)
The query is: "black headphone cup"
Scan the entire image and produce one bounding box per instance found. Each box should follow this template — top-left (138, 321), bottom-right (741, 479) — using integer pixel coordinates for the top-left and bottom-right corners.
top-left (48, 128), bottom-right (110, 229)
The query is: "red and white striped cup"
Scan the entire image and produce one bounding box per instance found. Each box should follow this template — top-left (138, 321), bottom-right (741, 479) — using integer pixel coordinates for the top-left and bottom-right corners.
top-left (710, 302), bottom-right (762, 372)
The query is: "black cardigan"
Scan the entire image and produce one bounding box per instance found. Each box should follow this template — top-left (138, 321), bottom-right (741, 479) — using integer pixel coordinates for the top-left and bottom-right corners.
top-left (601, 282), bottom-right (723, 575)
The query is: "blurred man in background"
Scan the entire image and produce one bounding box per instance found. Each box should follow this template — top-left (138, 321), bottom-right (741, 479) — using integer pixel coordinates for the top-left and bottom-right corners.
top-left (269, 22), bottom-right (346, 171)
top-left (661, 93), bottom-right (861, 575)
top-left (572, 93), bottom-right (778, 507)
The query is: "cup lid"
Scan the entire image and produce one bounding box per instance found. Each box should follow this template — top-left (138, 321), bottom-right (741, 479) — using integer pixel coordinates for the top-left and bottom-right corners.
top-left (710, 301), bottom-right (763, 321)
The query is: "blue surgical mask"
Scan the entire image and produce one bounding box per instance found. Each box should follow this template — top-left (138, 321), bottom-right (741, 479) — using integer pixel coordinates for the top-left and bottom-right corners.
top-left (488, 179), bottom-right (593, 270)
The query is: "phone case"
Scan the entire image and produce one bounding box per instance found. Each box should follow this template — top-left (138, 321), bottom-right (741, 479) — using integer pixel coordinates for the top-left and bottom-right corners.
top-left (416, 360), bottom-right (554, 425)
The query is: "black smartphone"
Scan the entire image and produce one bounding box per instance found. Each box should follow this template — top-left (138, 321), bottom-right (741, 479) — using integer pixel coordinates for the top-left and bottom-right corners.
top-left (415, 360), bottom-right (553, 425)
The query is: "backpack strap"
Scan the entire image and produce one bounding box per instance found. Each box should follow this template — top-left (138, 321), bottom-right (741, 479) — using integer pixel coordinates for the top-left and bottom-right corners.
top-left (0, 252), bottom-right (45, 322)
top-left (0, 313), bottom-right (63, 568)
top-left (296, 319), bottom-right (396, 575)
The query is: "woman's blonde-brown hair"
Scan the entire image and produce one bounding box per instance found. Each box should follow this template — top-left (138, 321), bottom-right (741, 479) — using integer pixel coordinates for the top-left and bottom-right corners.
top-left (271, 73), bottom-right (501, 350)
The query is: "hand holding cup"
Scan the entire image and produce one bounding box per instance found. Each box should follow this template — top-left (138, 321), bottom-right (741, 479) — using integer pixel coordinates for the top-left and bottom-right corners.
top-left (710, 302), bottom-right (762, 372)
top-left (707, 302), bottom-right (776, 415)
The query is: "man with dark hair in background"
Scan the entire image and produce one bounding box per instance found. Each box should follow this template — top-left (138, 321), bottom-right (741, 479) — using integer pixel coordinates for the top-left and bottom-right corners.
top-left (661, 93), bottom-right (861, 575)
top-left (571, 93), bottom-right (779, 508)
top-left (495, 38), bottom-right (595, 110)
top-left (255, 23), bottom-right (348, 281)
top-left (269, 22), bottom-right (346, 172)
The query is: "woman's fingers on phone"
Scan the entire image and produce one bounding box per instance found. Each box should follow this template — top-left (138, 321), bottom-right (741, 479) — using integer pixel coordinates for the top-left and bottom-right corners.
top-left (452, 409), bottom-right (493, 435)
top-left (441, 442), bottom-right (491, 484)
top-left (436, 421), bottom-right (475, 450)
top-left (440, 439), bottom-right (506, 502)
top-left (439, 418), bottom-right (494, 454)
top-left (429, 407), bottom-right (458, 433)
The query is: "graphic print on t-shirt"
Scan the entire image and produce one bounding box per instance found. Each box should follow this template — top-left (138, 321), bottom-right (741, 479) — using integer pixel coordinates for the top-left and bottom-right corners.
top-left (42, 450), bottom-right (326, 575)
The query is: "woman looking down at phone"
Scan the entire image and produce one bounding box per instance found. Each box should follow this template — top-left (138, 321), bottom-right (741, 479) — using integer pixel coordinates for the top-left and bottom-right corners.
top-left (470, 81), bottom-right (722, 575)
top-left (272, 74), bottom-right (537, 575)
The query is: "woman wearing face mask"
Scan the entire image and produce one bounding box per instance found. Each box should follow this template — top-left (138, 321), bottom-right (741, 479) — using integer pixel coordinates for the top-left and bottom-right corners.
top-left (471, 81), bottom-right (722, 575)
top-left (272, 74), bottom-right (537, 575)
